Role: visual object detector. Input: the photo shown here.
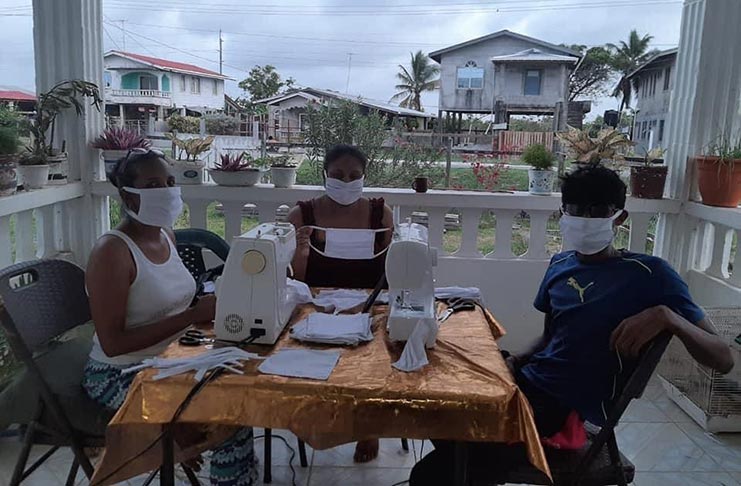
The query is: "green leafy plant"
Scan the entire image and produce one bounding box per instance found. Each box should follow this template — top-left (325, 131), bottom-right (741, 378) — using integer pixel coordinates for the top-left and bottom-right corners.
top-left (521, 143), bottom-right (555, 170)
top-left (638, 147), bottom-right (665, 166)
top-left (23, 80), bottom-right (102, 165)
top-left (205, 114), bottom-right (239, 135)
top-left (0, 126), bottom-right (20, 156)
top-left (166, 133), bottom-right (215, 161)
top-left (706, 132), bottom-right (741, 164)
top-left (558, 128), bottom-right (633, 165)
top-left (268, 155), bottom-right (298, 168)
top-left (166, 114), bottom-right (200, 134)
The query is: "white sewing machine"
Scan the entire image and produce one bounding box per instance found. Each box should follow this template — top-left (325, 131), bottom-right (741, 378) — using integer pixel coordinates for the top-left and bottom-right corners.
top-left (385, 222), bottom-right (438, 348)
top-left (215, 222), bottom-right (297, 345)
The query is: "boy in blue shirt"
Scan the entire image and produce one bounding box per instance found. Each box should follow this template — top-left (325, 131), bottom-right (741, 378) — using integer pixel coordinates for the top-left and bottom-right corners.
top-left (410, 165), bottom-right (733, 485)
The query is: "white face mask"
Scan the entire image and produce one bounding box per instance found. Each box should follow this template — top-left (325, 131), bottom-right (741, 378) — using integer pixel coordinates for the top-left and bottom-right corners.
top-left (123, 186), bottom-right (183, 228)
top-left (560, 210), bottom-right (623, 255)
top-left (307, 226), bottom-right (390, 260)
top-left (325, 176), bottom-right (364, 206)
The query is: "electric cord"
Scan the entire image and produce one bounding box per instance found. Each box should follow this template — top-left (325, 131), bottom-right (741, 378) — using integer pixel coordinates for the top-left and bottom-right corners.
top-left (253, 433), bottom-right (298, 486)
top-left (91, 335), bottom-right (258, 485)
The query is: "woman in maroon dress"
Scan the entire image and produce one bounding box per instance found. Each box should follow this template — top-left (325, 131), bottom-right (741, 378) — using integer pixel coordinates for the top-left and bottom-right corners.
top-left (286, 144), bottom-right (393, 462)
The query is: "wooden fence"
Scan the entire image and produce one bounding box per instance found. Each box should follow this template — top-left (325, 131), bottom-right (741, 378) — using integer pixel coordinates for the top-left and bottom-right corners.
top-left (496, 131), bottom-right (554, 154)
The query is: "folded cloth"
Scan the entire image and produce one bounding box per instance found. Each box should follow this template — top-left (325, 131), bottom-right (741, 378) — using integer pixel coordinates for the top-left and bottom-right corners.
top-left (290, 313), bottom-right (373, 346)
top-left (258, 348), bottom-right (340, 381)
top-left (313, 289), bottom-right (370, 314)
top-left (376, 287), bottom-right (482, 305)
top-left (392, 319), bottom-right (436, 372)
top-left (122, 347), bottom-right (262, 381)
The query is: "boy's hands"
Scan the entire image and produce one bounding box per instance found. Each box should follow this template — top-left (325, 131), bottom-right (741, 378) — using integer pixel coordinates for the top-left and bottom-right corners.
top-left (610, 305), bottom-right (676, 358)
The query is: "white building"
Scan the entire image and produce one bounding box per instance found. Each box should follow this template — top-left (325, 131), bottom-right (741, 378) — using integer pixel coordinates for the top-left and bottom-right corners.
top-left (103, 50), bottom-right (229, 129)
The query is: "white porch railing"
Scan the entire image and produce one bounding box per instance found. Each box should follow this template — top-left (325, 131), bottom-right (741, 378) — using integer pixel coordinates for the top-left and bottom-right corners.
top-left (106, 88), bottom-right (171, 99)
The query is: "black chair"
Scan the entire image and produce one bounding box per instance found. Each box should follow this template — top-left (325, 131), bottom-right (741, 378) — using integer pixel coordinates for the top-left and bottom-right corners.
top-left (0, 259), bottom-right (200, 486)
top-left (174, 228), bottom-right (230, 284)
top-left (493, 332), bottom-right (674, 486)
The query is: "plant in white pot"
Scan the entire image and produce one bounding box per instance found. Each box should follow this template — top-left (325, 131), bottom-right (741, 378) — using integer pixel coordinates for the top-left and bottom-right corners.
top-left (209, 152), bottom-right (263, 187)
top-left (0, 126), bottom-right (20, 196)
top-left (522, 143), bottom-right (556, 195)
top-left (92, 127), bottom-right (151, 179)
top-left (269, 155), bottom-right (299, 188)
top-left (166, 133), bottom-right (215, 185)
top-left (21, 80), bottom-right (102, 188)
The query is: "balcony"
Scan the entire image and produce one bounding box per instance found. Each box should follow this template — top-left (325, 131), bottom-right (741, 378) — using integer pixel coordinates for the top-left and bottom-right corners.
top-left (104, 87), bottom-right (173, 106)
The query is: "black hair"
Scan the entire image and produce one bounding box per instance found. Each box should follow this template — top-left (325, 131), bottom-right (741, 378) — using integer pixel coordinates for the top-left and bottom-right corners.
top-left (561, 164), bottom-right (627, 209)
top-left (109, 150), bottom-right (168, 189)
top-left (324, 144), bottom-right (368, 172)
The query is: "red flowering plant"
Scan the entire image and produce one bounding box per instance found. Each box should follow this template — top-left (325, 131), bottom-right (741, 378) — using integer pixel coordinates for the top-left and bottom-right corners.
top-left (460, 153), bottom-right (511, 192)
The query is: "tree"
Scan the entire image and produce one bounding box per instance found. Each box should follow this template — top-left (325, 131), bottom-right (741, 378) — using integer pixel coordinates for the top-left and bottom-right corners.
top-left (608, 30), bottom-right (655, 113)
top-left (390, 51), bottom-right (439, 112)
top-left (238, 65), bottom-right (295, 102)
top-left (566, 44), bottom-right (615, 101)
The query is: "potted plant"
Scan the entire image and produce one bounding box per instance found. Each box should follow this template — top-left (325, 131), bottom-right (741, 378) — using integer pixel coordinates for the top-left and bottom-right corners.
top-left (268, 156), bottom-right (298, 188)
top-left (629, 147), bottom-right (668, 199)
top-left (693, 133), bottom-right (741, 208)
top-left (21, 80), bottom-right (102, 188)
top-left (558, 128), bottom-right (633, 169)
top-left (165, 133), bottom-right (215, 185)
top-left (92, 127), bottom-right (151, 178)
top-left (0, 126), bottom-right (19, 196)
top-left (209, 152), bottom-right (263, 187)
top-left (522, 143), bottom-right (556, 195)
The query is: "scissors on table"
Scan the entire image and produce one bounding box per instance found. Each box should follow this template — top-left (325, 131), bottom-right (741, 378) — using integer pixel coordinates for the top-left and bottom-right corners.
top-left (437, 298), bottom-right (477, 323)
top-left (178, 329), bottom-right (221, 347)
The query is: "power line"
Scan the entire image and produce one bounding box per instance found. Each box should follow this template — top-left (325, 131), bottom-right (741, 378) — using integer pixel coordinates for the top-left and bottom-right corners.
top-left (103, 25), bottom-right (122, 50)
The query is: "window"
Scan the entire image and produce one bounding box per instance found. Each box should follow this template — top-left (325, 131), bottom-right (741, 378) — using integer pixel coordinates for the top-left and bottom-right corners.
top-left (139, 74), bottom-right (158, 90)
top-left (663, 67), bottom-right (671, 91)
top-left (299, 113), bottom-right (308, 131)
top-left (524, 69), bottom-right (541, 96)
top-left (658, 119), bottom-right (665, 142)
top-left (180, 75), bottom-right (186, 92)
top-left (456, 61), bottom-right (484, 89)
top-left (212, 79), bottom-right (218, 95)
top-left (191, 77), bottom-right (200, 94)
top-left (103, 71), bottom-right (112, 88)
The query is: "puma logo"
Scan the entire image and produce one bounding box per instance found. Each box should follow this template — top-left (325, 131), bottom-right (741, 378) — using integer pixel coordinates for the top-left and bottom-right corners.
top-left (567, 277), bottom-right (594, 303)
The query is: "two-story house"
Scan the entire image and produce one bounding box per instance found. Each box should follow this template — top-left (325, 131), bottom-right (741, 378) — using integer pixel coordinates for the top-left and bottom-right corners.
top-left (103, 50), bottom-right (229, 129)
top-left (429, 30), bottom-right (584, 134)
top-left (624, 48), bottom-right (677, 153)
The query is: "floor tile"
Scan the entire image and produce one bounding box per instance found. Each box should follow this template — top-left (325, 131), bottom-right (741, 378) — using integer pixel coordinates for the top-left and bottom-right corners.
top-left (255, 429), bottom-right (314, 467)
top-left (312, 439), bottom-right (416, 469)
top-left (263, 465), bottom-right (311, 486)
top-left (653, 394), bottom-right (695, 423)
top-left (617, 422), bottom-right (724, 472)
top-left (633, 471), bottom-right (739, 485)
top-left (677, 421), bottom-right (741, 472)
top-left (308, 466), bottom-right (411, 486)
top-left (622, 399), bottom-right (670, 423)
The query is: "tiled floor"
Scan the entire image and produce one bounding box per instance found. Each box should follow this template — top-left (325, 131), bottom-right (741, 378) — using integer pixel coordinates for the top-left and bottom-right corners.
top-left (1, 379), bottom-right (740, 485)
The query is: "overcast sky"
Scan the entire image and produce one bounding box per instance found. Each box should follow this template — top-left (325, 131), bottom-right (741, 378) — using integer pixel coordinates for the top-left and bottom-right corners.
top-left (1, 0), bottom-right (683, 120)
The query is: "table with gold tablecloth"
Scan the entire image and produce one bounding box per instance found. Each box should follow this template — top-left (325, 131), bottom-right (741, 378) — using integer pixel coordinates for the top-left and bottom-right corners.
top-left (91, 304), bottom-right (549, 485)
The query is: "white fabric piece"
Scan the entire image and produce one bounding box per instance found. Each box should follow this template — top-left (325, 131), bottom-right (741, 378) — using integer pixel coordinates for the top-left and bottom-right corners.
top-left (290, 312), bottom-right (373, 346)
top-left (392, 320), bottom-right (434, 372)
top-left (123, 186), bottom-right (183, 228)
top-left (121, 347), bottom-right (262, 381)
top-left (307, 226), bottom-right (389, 260)
top-left (258, 348), bottom-right (340, 381)
top-left (313, 289), bottom-right (370, 314)
top-left (324, 176), bottom-right (364, 206)
top-left (286, 278), bottom-right (315, 305)
top-left (560, 210), bottom-right (623, 255)
top-left (376, 287), bottom-right (482, 305)
top-left (203, 281), bottom-right (215, 294)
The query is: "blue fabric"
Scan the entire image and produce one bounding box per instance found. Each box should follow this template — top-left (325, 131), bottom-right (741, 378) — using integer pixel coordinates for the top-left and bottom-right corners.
top-left (82, 359), bottom-right (258, 485)
top-left (522, 251), bottom-right (704, 425)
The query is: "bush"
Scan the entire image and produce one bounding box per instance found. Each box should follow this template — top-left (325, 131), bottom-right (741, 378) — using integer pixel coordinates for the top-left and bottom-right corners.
top-left (521, 143), bottom-right (554, 170)
top-left (0, 126), bottom-right (19, 155)
top-left (167, 114), bottom-right (200, 134)
top-left (205, 114), bottom-right (239, 135)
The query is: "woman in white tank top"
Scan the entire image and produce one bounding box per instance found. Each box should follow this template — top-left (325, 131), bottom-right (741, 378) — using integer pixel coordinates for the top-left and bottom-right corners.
top-left (82, 149), bottom-right (257, 485)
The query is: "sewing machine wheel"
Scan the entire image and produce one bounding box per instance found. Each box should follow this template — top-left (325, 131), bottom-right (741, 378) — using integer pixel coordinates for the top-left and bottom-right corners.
top-left (242, 250), bottom-right (266, 274)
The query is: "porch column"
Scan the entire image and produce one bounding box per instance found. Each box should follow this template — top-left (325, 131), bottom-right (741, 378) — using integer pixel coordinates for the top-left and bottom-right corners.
top-left (119, 104), bottom-right (125, 126)
top-left (33, 0), bottom-right (106, 263)
top-left (654, 0), bottom-right (741, 271)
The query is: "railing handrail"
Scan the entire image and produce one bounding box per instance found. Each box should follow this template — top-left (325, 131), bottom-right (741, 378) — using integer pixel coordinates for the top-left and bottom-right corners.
top-left (106, 88), bottom-right (171, 98)
top-left (0, 183), bottom-right (85, 218)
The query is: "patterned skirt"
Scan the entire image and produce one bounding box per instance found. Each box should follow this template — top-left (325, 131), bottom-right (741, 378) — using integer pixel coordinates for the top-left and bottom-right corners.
top-left (82, 358), bottom-right (259, 486)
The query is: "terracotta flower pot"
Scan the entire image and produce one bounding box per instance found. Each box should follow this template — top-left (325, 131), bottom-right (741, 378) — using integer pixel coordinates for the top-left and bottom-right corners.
top-left (694, 156), bottom-right (741, 208)
top-left (630, 165), bottom-right (668, 199)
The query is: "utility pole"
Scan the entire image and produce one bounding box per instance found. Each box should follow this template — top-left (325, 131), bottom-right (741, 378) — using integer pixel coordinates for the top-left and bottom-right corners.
top-left (219, 29), bottom-right (224, 75)
top-left (120, 20), bottom-right (126, 50)
top-left (345, 52), bottom-right (354, 93)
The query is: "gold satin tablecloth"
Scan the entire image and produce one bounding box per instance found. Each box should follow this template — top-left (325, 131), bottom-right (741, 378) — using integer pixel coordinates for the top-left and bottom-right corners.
top-left (91, 304), bottom-right (549, 484)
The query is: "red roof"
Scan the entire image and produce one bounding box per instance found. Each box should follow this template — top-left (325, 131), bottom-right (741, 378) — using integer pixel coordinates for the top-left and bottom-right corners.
top-left (110, 51), bottom-right (224, 78)
top-left (0, 90), bottom-right (35, 102)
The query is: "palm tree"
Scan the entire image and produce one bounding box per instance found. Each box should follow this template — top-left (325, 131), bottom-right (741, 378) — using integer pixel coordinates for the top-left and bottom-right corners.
top-left (390, 51), bottom-right (439, 112)
top-left (609, 30), bottom-right (655, 113)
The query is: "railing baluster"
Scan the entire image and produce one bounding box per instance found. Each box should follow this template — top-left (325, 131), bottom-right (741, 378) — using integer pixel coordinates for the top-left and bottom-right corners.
top-left (527, 211), bottom-right (550, 260)
top-left (222, 201), bottom-right (245, 241)
top-left (426, 208), bottom-right (446, 252)
top-left (628, 213), bottom-right (653, 254)
top-left (707, 223), bottom-right (732, 279)
top-left (39, 205), bottom-right (57, 258)
top-left (187, 200), bottom-right (209, 230)
top-left (731, 229), bottom-right (741, 286)
top-left (16, 210), bottom-right (35, 262)
top-left (456, 208), bottom-right (482, 258)
top-left (489, 209), bottom-right (515, 259)
top-left (0, 215), bottom-right (11, 267)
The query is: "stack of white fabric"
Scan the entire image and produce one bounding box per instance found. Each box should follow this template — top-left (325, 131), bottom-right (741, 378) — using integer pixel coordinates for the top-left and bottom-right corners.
top-left (290, 312), bottom-right (373, 346)
top-left (122, 347), bottom-right (262, 381)
top-left (312, 289), bottom-right (370, 314)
